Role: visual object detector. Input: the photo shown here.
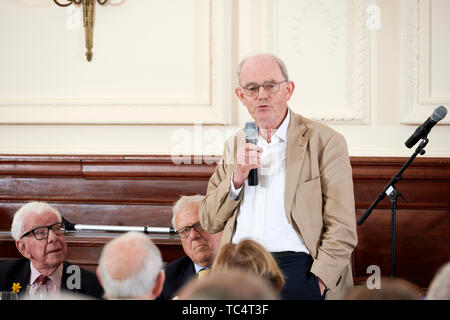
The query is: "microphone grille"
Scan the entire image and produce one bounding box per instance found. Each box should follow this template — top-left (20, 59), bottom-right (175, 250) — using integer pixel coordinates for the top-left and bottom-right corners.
top-left (244, 121), bottom-right (257, 132)
top-left (244, 122), bottom-right (258, 139)
top-left (431, 106), bottom-right (447, 122)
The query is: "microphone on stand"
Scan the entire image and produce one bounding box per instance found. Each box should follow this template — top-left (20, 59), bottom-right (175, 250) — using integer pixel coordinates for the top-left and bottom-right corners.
top-left (245, 122), bottom-right (259, 186)
top-left (405, 106), bottom-right (447, 148)
top-left (61, 216), bottom-right (176, 234)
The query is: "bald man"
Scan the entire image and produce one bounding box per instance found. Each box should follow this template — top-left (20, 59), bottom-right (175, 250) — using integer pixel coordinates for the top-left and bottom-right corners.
top-left (200, 53), bottom-right (357, 300)
top-left (96, 232), bottom-right (165, 300)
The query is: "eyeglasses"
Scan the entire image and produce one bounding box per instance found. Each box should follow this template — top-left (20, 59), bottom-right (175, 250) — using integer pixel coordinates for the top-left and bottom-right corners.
top-left (240, 80), bottom-right (288, 97)
top-left (21, 222), bottom-right (65, 240)
top-left (176, 222), bottom-right (204, 239)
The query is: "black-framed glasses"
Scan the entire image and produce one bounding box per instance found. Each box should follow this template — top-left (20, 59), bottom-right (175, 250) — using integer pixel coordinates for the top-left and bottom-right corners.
top-left (21, 222), bottom-right (65, 240)
top-left (176, 221), bottom-right (204, 239)
top-left (241, 80), bottom-right (288, 97)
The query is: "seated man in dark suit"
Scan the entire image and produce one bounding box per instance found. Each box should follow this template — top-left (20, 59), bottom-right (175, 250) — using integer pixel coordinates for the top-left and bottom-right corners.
top-left (158, 195), bottom-right (222, 300)
top-left (0, 201), bottom-right (103, 299)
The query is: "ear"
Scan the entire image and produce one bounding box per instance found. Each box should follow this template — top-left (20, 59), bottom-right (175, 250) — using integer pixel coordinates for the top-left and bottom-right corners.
top-left (151, 271), bottom-right (165, 299)
top-left (235, 87), bottom-right (246, 104)
top-left (16, 240), bottom-right (30, 259)
top-left (96, 267), bottom-right (104, 288)
top-left (285, 81), bottom-right (295, 101)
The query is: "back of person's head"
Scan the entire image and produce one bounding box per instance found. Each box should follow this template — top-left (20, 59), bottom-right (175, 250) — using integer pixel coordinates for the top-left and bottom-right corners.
top-left (426, 261), bottom-right (450, 300)
top-left (346, 277), bottom-right (422, 300)
top-left (11, 201), bottom-right (62, 240)
top-left (176, 268), bottom-right (279, 300)
top-left (212, 239), bottom-right (285, 292)
top-left (97, 231), bottom-right (165, 299)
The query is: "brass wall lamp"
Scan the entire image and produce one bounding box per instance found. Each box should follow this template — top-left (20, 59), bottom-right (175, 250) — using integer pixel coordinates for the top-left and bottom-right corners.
top-left (54, 0), bottom-right (108, 61)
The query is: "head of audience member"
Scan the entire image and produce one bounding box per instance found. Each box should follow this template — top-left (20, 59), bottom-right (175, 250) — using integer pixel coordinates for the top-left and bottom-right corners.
top-left (426, 261), bottom-right (450, 300)
top-left (11, 202), bottom-right (67, 276)
top-left (346, 277), bottom-right (422, 300)
top-left (96, 231), bottom-right (165, 300)
top-left (172, 195), bottom-right (223, 268)
top-left (176, 268), bottom-right (279, 300)
top-left (235, 53), bottom-right (295, 131)
top-left (211, 239), bottom-right (285, 293)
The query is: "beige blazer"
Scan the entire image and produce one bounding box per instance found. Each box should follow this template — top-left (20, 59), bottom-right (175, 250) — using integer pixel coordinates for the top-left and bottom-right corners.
top-left (199, 110), bottom-right (358, 299)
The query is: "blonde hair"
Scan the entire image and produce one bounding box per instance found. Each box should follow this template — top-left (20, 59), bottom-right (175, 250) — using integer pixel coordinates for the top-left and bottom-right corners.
top-left (211, 239), bottom-right (285, 292)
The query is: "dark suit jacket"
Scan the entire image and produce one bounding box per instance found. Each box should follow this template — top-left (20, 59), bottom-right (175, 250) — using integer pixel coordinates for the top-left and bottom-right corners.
top-left (0, 258), bottom-right (104, 299)
top-left (157, 255), bottom-right (196, 300)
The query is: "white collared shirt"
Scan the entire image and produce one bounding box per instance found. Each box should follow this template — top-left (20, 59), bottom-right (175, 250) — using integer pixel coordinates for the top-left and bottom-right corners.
top-left (194, 263), bottom-right (210, 274)
top-left (29, 262), bottom-right (62, 296)
top-left (230, 111), bottom-right (309, 254)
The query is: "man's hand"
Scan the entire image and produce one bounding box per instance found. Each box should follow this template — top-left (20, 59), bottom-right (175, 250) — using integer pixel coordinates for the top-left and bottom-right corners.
top-left (317, 277), bottom-right (326, 296)
top-left (232, 143), bottom-right (263, 189)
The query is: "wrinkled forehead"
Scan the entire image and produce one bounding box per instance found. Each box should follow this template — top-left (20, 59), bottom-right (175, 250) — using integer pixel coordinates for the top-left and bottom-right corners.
top-left (240, 56), bottom-right (284, 85)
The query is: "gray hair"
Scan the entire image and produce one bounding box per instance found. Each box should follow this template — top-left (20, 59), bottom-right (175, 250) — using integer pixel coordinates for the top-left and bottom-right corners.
top-left (171, 194), bottom-right (204, 230)
top-left (11, 202), bottom-right (62, 240)
top-left (236, 53), bottom-right (290, 85)
top-left (98, 232), bottom-right (163, 299)
top-left (426, 261), bottom-right (450, 300)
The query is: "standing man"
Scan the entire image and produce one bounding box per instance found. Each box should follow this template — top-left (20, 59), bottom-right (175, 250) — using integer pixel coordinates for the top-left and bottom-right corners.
top-left (199, 53), bottom-right (357, 300)
top-left (158, 195), bottom-right (223, 300)
top-left (0, 202), bottom-right (103, 299)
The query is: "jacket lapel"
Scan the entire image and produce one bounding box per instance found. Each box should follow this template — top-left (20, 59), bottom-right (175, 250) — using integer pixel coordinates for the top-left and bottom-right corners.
top-left (11, 259), bottom-right (31, 298)
top-left (284, 111), bottom-right (309, 222)
top-left (61, 261), bottom-right (69, 290)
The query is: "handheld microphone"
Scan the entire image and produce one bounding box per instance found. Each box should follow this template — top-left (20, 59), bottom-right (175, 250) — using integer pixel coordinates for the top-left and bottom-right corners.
top-left (405, 106), bottom-right (447, 148)
top-left (244, 122), bottom-right (258, 186)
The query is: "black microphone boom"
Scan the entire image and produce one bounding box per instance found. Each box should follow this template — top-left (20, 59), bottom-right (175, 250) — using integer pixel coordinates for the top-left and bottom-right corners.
top-left (245, 121), bottom-right (258, 186)
top-left (405, 106), bottom-right (447, 148)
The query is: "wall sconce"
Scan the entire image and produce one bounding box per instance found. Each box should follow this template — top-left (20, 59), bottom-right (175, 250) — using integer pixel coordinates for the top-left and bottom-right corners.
top-left (54, 0), bottom-right (108, 61)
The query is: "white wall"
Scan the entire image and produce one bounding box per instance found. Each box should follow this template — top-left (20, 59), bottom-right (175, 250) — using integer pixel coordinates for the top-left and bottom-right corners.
top-left (0, 0), bottom-right (449, 157)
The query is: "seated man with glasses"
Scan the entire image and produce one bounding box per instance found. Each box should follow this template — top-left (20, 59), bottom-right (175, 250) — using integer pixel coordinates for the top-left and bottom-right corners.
top-left (0, 202), bottom-right (103, 299)
top-left (157, 195), bottom-right (223, 300)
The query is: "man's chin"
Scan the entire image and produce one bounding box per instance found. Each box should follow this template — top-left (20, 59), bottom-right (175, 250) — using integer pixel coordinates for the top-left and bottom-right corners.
top-left (46, 252), bottom-right (65, 265)
top-left (193, 253), bottom-right (212, 265)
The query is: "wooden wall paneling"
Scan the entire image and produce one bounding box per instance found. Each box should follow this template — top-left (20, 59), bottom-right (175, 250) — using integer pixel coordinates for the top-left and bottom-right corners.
top-left (351, 157), bottom-right (450, 288)
top-left (0, 202), bottom-right (174, 230)
top-left (0, 155), bottom-right (449, 289)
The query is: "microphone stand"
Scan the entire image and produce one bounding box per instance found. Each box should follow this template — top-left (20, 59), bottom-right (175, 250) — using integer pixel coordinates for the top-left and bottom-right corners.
top-left (357, 137), bottom-right (429, 277)
top-left (62, 216), bottom-right (176, 235)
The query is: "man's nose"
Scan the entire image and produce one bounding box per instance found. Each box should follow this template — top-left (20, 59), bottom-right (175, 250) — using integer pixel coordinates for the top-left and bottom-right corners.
top-left (257, 85), bottom-right (269, 99)
top-left (47, 228), bottom-right (58, 242)
top-left (189, 227), bottom-right (202, 239)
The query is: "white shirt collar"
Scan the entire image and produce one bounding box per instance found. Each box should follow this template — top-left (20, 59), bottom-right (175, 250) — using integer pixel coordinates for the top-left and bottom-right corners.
top-left (258, 109), bottom-right (290, 143)
top-left (194, 263), bottom-right (210, 274)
